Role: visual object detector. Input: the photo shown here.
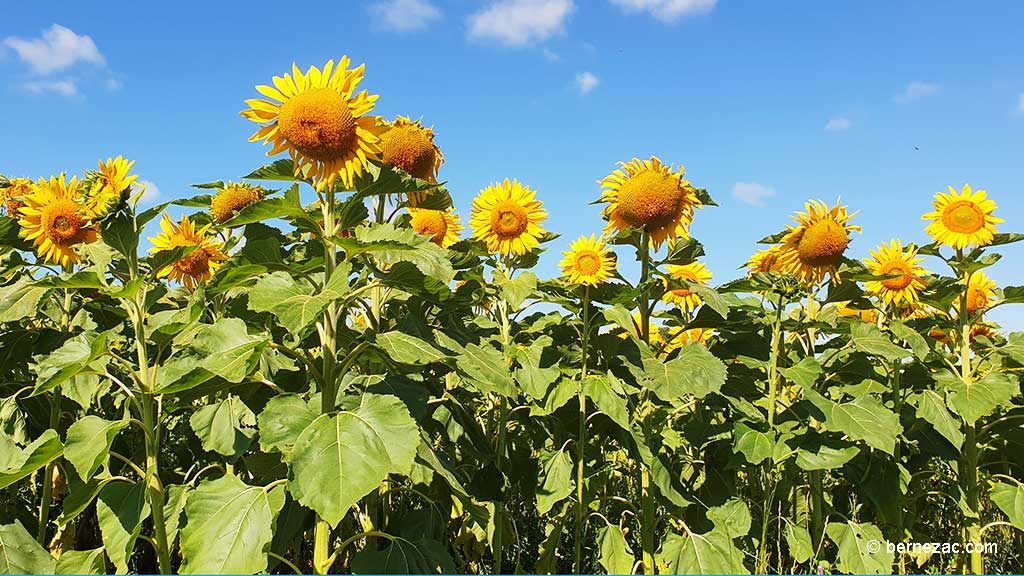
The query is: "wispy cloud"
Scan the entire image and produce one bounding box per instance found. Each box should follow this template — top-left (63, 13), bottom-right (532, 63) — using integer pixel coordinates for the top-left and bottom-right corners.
top-left (134, 180), bottom-right (160, 204)
top-left (732, 182), bottom-right (776, 206)
top-left (824, 117), bottom-right (851, 132)
top-left (368, 0), bottom-right (441, 32)
top-left (3, 24), bottom-right (104, 75)
top-left (542, 47), bottom-right (560, 62)
top-left (894, 81), bottom-right (939, 103)
top-left (468, 0), bottom-right (575, 47)
top-left (24, 79), bottom-right (77, 96)
top-left (575, 71), bottom-right (599, 94)
top-left (609, 0), bottom-right (715, 23)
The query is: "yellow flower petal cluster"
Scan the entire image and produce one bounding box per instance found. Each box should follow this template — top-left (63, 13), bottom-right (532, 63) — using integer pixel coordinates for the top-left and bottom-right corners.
top-left (149, 215), bottom-right (229, 289)
top-left (18, 175), bottom-right (99, 269)
top-left (922, 184), bottom-right (1001, 249)
top-left (599, 157), bottom-right (700, 249)
top-left (470, 179), bottom-right (547, 256)
top-left (560, 235), bottom-right (615, 287)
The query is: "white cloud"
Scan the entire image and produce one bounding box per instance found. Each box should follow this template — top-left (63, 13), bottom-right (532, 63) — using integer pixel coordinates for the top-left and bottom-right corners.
top-left (894, 81), bottom-right (939, 103)
top-left (609, 0), bottom-right (715, 23)
top-left (134, 180), bottom-right (160, 204)
top-left (732, 182), bottom-right (775, 207)
top-left (369, 0), bottom-right (441, 32)
top-left (575, 71), bottom-right (599, 94)
top-left (468, 0), bottom-right (574, 47)
top-left (3, 24), bottom-right (104, 75)
top-left (824, 117), bottom-right (851, 132)
top-left (24, 79), bottom-right (77, 96)
top-left (542, 47), bottom-right (560, 62)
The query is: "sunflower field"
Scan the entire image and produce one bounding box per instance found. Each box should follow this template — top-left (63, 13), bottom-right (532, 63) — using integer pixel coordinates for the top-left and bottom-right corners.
top-left (1, 56), bottom-right (1024, 575)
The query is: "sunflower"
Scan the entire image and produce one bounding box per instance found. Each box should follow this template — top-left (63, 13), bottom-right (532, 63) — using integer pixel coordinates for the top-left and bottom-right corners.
top-left (661, 261), bottom-right (712, 311)
top-left (210, 182), bottom-right (265, 224)
top-left (149, 214), bottom-right (229, 289)
top-left (864, 240), bottom-right (928, 308)
top-left (665, 327), bottom-right (713, 352)
top-left (836, 301), bottom-right (880, 325)
top-left (922, 184), bottom-right (1002, 250)
top-left (470, 178), bottom-right (548, 256)
top-left (408, 207), bottom-right (462, 248)
top-left (599, 157), bottom-right (700, 249)
top-left (560, 234), bottom-right (615, 287)
top-left (241, 57), bottom-right (383, 191)
top-left (17, 175), bottom-right (98, 269)
top-left (1, 177), bottom-right (33, 218)
top-left (777, 200), bottom-right (861, 285)
top-left (85, 156), bottom-right (138, 219)
top-left (965, 271), bottom-right (996, 317)
top-left (745, 246), bottom-right (787, 274)
top-left (380, 116), bottom-right (444, 185)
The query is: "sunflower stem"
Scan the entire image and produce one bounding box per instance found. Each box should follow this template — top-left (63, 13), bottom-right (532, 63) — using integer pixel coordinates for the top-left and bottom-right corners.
top-left (636, 231), bottom-right (656, 574)
top-left (36, 289), bottom-right (73, 545)
top-left (955, 256), bottom-right (984, 574)
top-left (573, 285), bottom-right (591, 574)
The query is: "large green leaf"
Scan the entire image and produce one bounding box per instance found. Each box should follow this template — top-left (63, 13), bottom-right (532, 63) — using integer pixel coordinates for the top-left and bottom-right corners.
top-left (783, 521), bottom-right (813, 564)
top-left (802, 388), bottom-right (901, 455)
top-left (825, 521), bottom-right (893, 574)
top-left (248, 265), bottom-right (351, 337)
top-left (597, 524), bottom-right (635, 575)
top-left (158, 318), bottom-right (269, 393)
top-left (55, 547), bottom-right (106, 574)
top-left (536, 447), bottom-right (574, 515)
top-left (0, 429), bottom-right (63, 490)
top-left (31, 330), bottom-right (113, 396)
top-left (0, 281), bottom-right (48, 322)
top-left (733, 422), bottom-right (775, 465)
top-left (0, 521), bottom-right (56, 574)
top-left (189, 395), bottom-right (257, 458)
top-left (436, 334), bottom-right (516, 397)
top-left (582, 374), bottom-right (631, 432)
top-left (335, 223), bottom-right (455, 284)
top-left (64, 415), bottom-right (129, 480)
top-left (658, 529), bottom-right (748, 574)
top-left (991, 482), bottom-right (1024, 531)
top-left (375, 331), bottom-right (448, 365)
top-left (638, 343), bottom-right (727, 402)
top-left (350, 536), bottom-right (456, 574)
top-left (912, 390), bottom-right (964, 450)
top-left (942, 371), bottom-right (1019, 424)
top-left (286, 394), bottom-right (419, 527)
top-left (179, 474), bottom-right (285, 574)
top-left (96, 481), bottom-right (150, 573)
top-left (258, 394), bottom-right (318, 457)
top-left (708, 498), bottom-right (752, 538)
top-left (515, 336), bottom-right (561, 401)
top-left (223, 183), bottom-right (309, 227)
top-left (850, 322), bottom-right (909, 360)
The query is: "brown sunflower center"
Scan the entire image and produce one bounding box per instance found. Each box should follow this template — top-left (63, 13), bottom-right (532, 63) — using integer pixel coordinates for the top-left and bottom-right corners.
top-left (797, 220), bottom-right (849, 266)
top-left (411, 211), bottom-right (448, 245)
top-left (277, 88), bottom-right (357, 162)
top-left (176, 248), bottom-right (211, 277)
top-left (615, 171), bottom-right (684, 230)
top-left (879, 261), bottom-right (914, 291)
top-left (42, 201), bottom-right (87, 243)
top-left (491, 201), bottom-right (529, 238)
top-left (381, 126), bottom-right (436, 180)
top-left (941, 201), bottom-right (984, 234)
top-left (574, 252), bottom-right (601, 275)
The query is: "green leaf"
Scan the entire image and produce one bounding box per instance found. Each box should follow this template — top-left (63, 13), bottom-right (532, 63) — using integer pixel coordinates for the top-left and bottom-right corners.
top-left (691, 283), bottom-right (730, 318)
top-left (258, 394), bottom-right (318, 457)
top-left (536, 447), bottom-right (574, 515)
top-left (795, 442), bottom-right (859, 471)
top-left (514, 335), bottom-right (560, 401)
top-left (96, 481), bottom-right (150, 573)
top-left (850, 322), bottom-right (909, 360)
top-left (31, 330), bottom-right (113, 396)
top-left (224, 184), bottom-right (308, 227)
top-left (179, 474), bottom-right (285, 574)
top-left (708, 498), bottom-right (752, 537)
top-left (912, 390), bottom-right (964, 450)
top-left (658, 530), bottom-right (749, 574)
top-left (802, 388), bottom-right (902, 455)
top-left (825, 521), bottom-right (894, 575)
top-left (639, 343), bottom-right (727, 402)
top-left (244, 158), bottom-right (311, 183)
top-left (493, 270), bottom-right (537, 309)
top-left (0, 521), bottom-right (56, 574)
top-left (350, 536), bottom-right (456, 574)
top-left (0, 429), bottom-right (63, 490)
top-left (163, 484), bottom-right (191, 551)
top-left (249, 266), bottom-right (351, 337)
top-left (943, 371), bottom-right (1019, 424)
top-left (375, 331), bottom-right (448, 365)
top-left (733, 422), bottom-right (775, 465)
top-left (286, 394), bottom-right (419, 527)
top-left (189, 395), bottom-right (257, 458)
top-left (100, 209), bottom-right (139, 263)
top-left (780, 356), bottom-right (823, 389)
top-left (438, 336), bottom-right (516, 397)
top-left (597, 525), bottom-right (635, 575)
top-left (784, 521), bottom-right (813, 564)
top-left (55, 548), bottom-right (106, 574)
top-left (991, 482), bottom-right (1024, 531)
top-left (889, 320), bottom-right (930, 360)
top-left (64, 415), bottom-right (129, 480)
top-left (582, 374), bottom-right (631, 432)
top-left (158, 318), bottom-right (269, 393)
top-left (603, 304), bottom-right (638, 339)
top-left (630, 426), bottom-right (690, 508)
top-left (32, 270), bottom-right (105, 289)
top-left (335, 223), bottom-right (455, 284)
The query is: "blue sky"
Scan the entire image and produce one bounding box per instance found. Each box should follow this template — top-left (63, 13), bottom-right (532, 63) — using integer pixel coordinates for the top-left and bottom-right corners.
top-left (2, 1), bottom-right (1023, 328)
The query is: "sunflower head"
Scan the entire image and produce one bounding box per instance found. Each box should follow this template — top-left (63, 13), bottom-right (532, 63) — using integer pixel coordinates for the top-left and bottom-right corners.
top-left (965, 271), bottom-right (996, 317)
top-left (922, 185), bottom-right (1002, 250)
top-left (470, 178), bottom-right (548, 257)
top-left (665, 327), bottom-right (713, 354)
top-left (17, 175), bottom-right (99, 269)
top-left (864, 240), bottom-right (928, 307)
top-left (210, 182), bottom-right (265, 224)
top-left (745, 246), bottom-right (787, 274)
top-left (560, 234), bottom-right (615, 287)
top-left (777, 199), bottom-right (861, 285)
top-left (148, 214), bottom-right (229, 289)
top-left (85, 156), bottom-right (138, 219)
top-left (408, 207), bottom-right (463, 248)
top-left (241, 57), bottom-right (384, 191)
top-left (380, 116), bottom-right (444, 183)
top-left (1, 177), bottom-right (34, 218)
top-left (599, 157), bottom-right (700, 248)
top-left (662, 261), bottom-right (712, 311)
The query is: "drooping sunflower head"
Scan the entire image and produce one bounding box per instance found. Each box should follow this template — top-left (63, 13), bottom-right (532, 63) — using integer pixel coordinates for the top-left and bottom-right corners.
top-left (664, 327), bottom-right (713, 354)
top-left (241, 57), bottom-right (383, 191)
top-left (965, 270), bottom-right (996, 317)
top-left (560, 234), bottom-right (616, 287)
top-left (380, 116), bottom-right (444, 183)
top-left (745, 245), bottom-right (787, 274)
top-left (470, 178), bottom-right (548, 256)
top-left (148, 214), bottom-right (229, 289)
top-left (408, 207), bottom-right (462, 248)
top-left (85, 156), bottom-right (138, 219)
top-left (864, 240), bottom-right (928, 307)
top-left (777, 199), bottom-right (861, 285)
top-left (17, 175), bottom-right (99, 269)
top-left (210, 182), bottom-right (265, 224)
top-left (922, 184), bottom-right (1002, 250)
top-left (1, 177), bottom-right (34, 218)
top-left (599, 157), bottom-right (700, 248)
top-left (662, 261), bottom-right (712, 312)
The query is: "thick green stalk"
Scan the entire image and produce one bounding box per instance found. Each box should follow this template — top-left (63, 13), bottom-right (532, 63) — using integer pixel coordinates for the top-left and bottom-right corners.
top-left (37, 289), bottom-right (74, 544)
top-left (636, 231), bottom-right (656, 574)
top-left (756, 295), bottom-right (786, 573)
top-left (891, 357), bottom-right (906, 575)
top-left (956, 273), bottom-right (983, 573)
top-left (493, 279), bottom-right (514, 575)
top-left (573, 286), bottom-right (591, 574)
